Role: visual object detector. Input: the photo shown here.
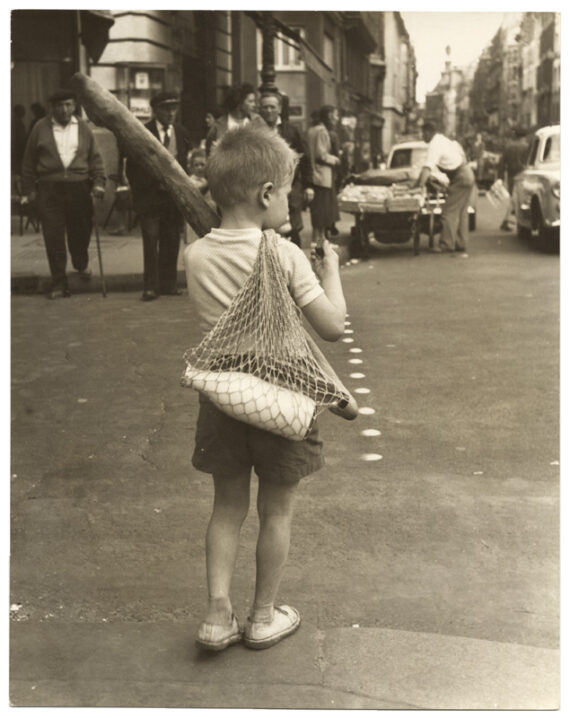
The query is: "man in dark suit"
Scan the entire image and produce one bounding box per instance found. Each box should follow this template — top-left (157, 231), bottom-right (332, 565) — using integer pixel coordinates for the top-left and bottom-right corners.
top-left (126, 91), bottom-right (192, 301)
top-left (258, 92), bottom-right (313, 247)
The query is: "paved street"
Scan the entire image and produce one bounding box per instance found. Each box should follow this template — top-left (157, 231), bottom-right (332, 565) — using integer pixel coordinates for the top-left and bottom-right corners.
top-left (10, 197), bottom-right (559, 709)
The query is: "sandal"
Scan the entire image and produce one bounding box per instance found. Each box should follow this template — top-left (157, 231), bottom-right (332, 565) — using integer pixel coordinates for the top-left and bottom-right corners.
top-left (244, 605), bottom-right (301, 650)
top-left (196, 614), bottom-right (242, 651)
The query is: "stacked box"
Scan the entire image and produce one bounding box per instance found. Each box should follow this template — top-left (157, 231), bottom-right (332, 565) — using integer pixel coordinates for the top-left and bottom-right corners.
top-left (386, 196), bottom-right (422, 212)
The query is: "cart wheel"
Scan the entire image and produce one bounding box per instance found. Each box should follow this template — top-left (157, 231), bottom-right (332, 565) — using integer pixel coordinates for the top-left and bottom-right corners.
top-left (358, 215), bottom-right (370, 259)
top-left (412, 220), bottom-right (420, 256)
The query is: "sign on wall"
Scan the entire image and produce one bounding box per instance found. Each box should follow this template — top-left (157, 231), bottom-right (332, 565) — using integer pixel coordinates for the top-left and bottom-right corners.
top-left (134, 72), bottom-right (150, 90)
top-left (129, 96), bottom-right (151, 117)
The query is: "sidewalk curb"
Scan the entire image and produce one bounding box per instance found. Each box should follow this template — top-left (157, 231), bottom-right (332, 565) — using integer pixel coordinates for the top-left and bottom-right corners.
top-left (11, 242), bottom-right (353, 296)
top-left (10, 271), bottom-right (186, 296)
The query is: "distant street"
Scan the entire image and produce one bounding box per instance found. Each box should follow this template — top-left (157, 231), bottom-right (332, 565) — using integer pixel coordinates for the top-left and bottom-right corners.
top-left (10, 196), bottom-right (559, 709)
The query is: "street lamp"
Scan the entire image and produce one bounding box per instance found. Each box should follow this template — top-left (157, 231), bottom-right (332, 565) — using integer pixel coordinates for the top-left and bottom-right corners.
top-left (259, 12), bottom-right (278, 94)
top-left (245, 10), bottom-right (278, 94)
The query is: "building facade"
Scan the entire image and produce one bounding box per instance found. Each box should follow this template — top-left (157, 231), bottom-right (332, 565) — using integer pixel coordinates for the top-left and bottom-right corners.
top-left (379, 12), bottom-right (417, 151)
top-left (12, 10), bottom-right (417, 173)
top-left (424, 48), bottom-right (466, 138)
top-left (466, 11), bottom-right (559, 138)
top-left (11, 10), bottom-right (114, 114)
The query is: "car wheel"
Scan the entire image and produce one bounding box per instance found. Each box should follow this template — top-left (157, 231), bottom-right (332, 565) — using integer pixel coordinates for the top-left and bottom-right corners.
top-left (539, 225), bottom-right (560, 254)
top-left (531, 202), bottom-right (559, 253)
top-left (517, 222), bottom-right (531, 241)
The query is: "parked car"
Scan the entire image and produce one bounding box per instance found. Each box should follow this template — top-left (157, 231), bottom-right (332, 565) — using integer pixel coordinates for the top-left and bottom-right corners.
top-left (512, 125), bottom-right (560, 251)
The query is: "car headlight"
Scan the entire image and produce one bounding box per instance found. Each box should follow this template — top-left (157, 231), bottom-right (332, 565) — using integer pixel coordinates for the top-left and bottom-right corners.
top-left (552, 182), bottom-right (560, 199)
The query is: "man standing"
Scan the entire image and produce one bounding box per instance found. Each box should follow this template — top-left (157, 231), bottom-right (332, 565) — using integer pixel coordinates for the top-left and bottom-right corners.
top-left (11, 105), bottom-right (27, 179)
top-left (258, 92), bottom-right (313, 247)
top-left (498, 127), bottom-right (529, 231)
top-left (416, 121), bottom-right (475, 256)
top-left (21, 89), bottom-right (106, 299)
top-left (125, 91), bottom-right (192, 301)
top-left (471, 132), bottom-right (486, 187)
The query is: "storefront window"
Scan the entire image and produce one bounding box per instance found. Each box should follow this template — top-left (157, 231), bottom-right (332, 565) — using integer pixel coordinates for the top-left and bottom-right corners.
top-left (256, 28), bottom-right (305, 71)
top-left (128, 67), bottom-right (165, 119)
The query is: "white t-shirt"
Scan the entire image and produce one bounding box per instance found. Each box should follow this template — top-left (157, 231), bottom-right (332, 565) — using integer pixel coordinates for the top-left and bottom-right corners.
top-left (184, 227), bottom-right (324, 333)
top-left (424, 133), bottom-right (465, 172)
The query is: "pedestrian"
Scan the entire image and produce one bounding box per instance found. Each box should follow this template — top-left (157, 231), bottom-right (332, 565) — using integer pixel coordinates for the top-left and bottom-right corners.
top-left (183, 125), bottom-right (347, 651)
top-left (472, 132), bottom-right (485, 187)
top-left (11, 105), bottom-right (27, 179)
top-left (205, 83), bottom-right (264, 156)
top-left (199, 109), bottom-right (219, 150)
top-left (327, 118), bottom-right (342, 237)
top-left (306, 105), bottom-right (342, 249)
top-left (498, 127), bottom-right (529, 231)
top-left (125, 91), bottom-right (192, 301)
top-left (20, 88), bottom-right (106, 299)
top-left (258, 91), bottom-right (314, 247)
top-left (28, 101), bottom-right (46, 135)
top-left (186, 147), bottom-right (209, 195)
top-left (184, 148), bottom-right (215, 245)
top-left (415, 121), bottom-right (475, 257)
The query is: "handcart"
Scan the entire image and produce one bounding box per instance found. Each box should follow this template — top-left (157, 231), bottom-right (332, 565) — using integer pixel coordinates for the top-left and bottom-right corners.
top-left (339, 181), bottom-right (442, 257)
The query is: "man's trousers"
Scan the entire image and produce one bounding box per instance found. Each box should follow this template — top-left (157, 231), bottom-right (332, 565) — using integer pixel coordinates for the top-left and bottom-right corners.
top-left (138, 200), bottom-right (182, 294)
top-left (439, 165), bottom-right (475, 252)
top-left (37, 181), bottom-right (94, 289)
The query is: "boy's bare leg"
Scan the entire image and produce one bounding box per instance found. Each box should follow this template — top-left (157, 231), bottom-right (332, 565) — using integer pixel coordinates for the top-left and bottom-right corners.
top-left (204, 470), bottom-right (251, 625)
top-left (250, 479), bottom-right (299, 622)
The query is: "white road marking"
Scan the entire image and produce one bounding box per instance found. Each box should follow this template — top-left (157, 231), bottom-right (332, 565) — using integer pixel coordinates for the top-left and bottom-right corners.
top-left (361, 453), bottom-right (383, 461)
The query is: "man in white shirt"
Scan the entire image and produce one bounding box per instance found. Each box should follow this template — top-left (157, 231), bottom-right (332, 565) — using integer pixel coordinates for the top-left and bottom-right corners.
top-left (415, 121), bottom-right (475, 256)
top-left (21, 89), bottom-right (106, 298)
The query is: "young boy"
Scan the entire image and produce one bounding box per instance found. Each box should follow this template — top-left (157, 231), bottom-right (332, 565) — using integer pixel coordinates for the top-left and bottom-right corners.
top-left (184, 125), bottom-right (347, 651)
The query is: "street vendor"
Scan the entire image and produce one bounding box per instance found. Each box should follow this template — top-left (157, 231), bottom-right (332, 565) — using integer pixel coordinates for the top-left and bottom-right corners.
top-left (415, 121), bottom-right (475, 256)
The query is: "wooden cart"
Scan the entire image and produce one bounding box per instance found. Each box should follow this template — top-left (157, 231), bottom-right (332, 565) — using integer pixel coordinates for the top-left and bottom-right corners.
top-left (339, 189), bottom-right (444, 257)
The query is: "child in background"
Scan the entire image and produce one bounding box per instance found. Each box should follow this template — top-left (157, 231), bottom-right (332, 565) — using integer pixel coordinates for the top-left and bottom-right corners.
top-left (184, 148), bottom-right (215, 244)
top-left (184, 125), bottom-right (347, 651)
top-left (186, 148), bottom-right (208, 193)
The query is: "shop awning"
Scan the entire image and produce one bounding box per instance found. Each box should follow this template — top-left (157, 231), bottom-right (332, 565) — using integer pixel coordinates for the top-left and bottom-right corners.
top-left (298, 36), bottom-right (334, 85)
top-left (343, 12), bottom-right (377, 54)
top-left (246, 11), bottom-right (335, 86)
top-left (80, 10), bottom-right (114, 63)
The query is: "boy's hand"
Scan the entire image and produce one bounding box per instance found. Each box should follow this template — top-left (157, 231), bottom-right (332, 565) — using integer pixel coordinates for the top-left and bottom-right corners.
top-left (310, 239), bottom-right (340, 279)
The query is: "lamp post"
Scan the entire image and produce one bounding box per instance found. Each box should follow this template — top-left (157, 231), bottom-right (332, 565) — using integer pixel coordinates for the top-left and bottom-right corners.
top-left (246, 11), bottom-right (291, 122)
top-left (259, 12), bottom-right (278, 94)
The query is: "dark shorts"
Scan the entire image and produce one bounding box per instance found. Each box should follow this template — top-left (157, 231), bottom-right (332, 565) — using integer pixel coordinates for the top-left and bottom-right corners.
top-left (192, 394), bottom-right (325, 484)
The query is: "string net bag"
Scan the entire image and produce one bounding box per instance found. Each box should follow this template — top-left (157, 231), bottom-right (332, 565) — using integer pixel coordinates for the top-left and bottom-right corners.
top-left (181, 230), bottom-right (351, 440)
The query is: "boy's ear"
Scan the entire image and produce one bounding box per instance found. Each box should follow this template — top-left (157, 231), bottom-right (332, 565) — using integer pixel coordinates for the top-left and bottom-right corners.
top-left (259, 181), bottom-right (274, 208)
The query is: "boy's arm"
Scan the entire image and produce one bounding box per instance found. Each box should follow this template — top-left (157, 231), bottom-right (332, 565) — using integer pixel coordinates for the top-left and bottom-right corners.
top-left (301, 240), bottom-right (346, 341)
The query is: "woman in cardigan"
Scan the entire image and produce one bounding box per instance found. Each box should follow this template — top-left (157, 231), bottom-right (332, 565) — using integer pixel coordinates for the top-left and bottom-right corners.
top-left (306, 105), bottom-right (341, 248)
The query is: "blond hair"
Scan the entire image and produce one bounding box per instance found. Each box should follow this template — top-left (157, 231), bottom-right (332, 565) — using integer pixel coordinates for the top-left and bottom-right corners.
top-left (206, 124), bottom-right (298, 208)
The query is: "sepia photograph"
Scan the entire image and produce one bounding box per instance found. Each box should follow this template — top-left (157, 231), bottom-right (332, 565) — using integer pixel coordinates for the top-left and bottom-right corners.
top-left (9, 3), bottom-right (560, 710)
